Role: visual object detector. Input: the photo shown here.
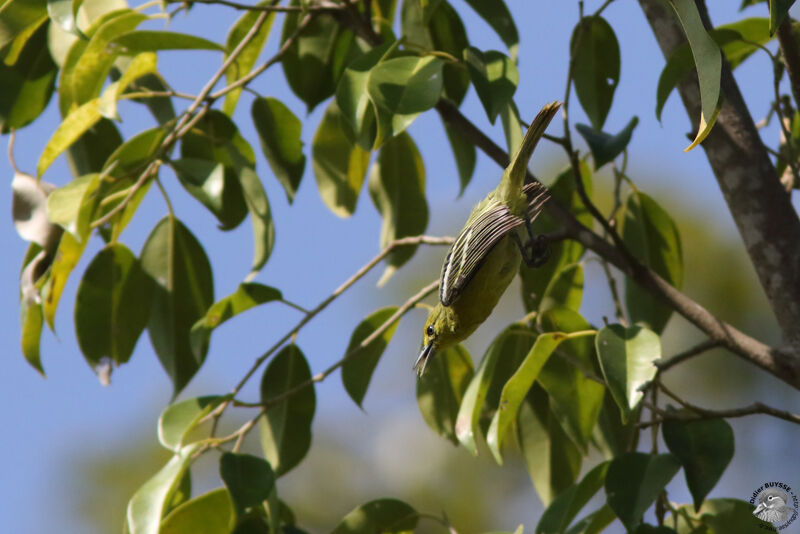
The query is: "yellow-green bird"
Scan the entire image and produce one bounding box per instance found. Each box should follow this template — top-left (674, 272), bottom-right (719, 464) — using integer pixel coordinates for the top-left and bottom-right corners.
top-left (415, 101), bottom-right (561, 376)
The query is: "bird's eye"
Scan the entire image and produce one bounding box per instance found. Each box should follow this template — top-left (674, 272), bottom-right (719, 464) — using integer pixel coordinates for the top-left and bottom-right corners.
top-left (426, 325), bottom-right (434, 337)
top-left (768, 496), bottom-right (774, 500)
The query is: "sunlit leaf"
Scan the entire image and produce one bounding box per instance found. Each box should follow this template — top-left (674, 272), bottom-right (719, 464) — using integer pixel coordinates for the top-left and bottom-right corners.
top-left (539, 264), bottom-right (584, 314)
top-left (170, 158), bottom-right (248, 230)
top-left (126, 443), bottom-right (201, 534)
top-left (0, 0), bottom-right (47, 50)
top-left (140, 216), bottom-right (214, 397)
top-left (223, 6), bottom-right (276, 115)
top-left (191, 283), bottom-right (282, 358)
top-left (259, 344), bottom-right (315, 476)
top-left (668, 0), bottom-right (722, 150)
top-left (160, 488), bottom-right (235, 534)
top-left (220, 452), bottom-right (275, 516)
top-left (20, 295), bottom-right (45, 375)
top-left (341, 307), bottom-right (400, 407)
top-left (605, 452), bottom-right (681, 531)
top-left (46, 173), bottom-right (100, 241)
top-left (158, 395), bottom-right (227, 451)
top-left (312, 101), bottom-right (371, 217)
top-left (575, 117), bottom-right (639, 170)
top-left (37, 98), bottom-right (102, 177)
top-left (463, 47), bottom-right (518, 124)
top-left (332, 499), bottom-right (417, 534)
top-left (663, 417), bottom-right (734, 511)
top-left (97, 51), bottom-right (157, 120)
top-left (416, 344), bottom-right (474, 444)
top-left (570, 16), bottom-right (620, 130)
top-left (252, 97), bottom-right (306, 203)
top-left (595, 324), bottom-right (660, 423)
top-left (239, 166), bottom-right (275, 279)
top-left (42, 232), bottom-right (85, 330)
top-left (462, 0), bottom-right (519, 60)
top-left (112, 30), bottom-right (225, 52)
top-left (368, 132), bottom-right (428, 284)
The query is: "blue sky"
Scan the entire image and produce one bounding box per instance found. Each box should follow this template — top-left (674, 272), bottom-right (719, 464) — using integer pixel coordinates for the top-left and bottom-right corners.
top-left (2, 1), bottom-right (799, 532)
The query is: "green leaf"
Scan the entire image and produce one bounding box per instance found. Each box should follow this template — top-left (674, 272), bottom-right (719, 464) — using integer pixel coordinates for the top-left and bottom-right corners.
top-left (312, 101), bottom-right (371, 217)
top-left (366, 55), bottom-right (444, 146)
top-left (220, 452), bottom-right (275, 516)
top-left (98, 51), bottom-right (158, 120)
top-left (605, 452), bottom-right (681, 531)
top-left (37, 98), bottom-right (102, 177)
top-left (160, 488), bottom-right (235, 534)
top-left (428, 1), bottom-right (470, 104)
top-left (656, 19), bottom-right (772, 121)
top-left (455, 324), bottom-right (534, 455)
top-left (280, 6), bottom-right (358, 112)
top-left (259, 344), bottom-right (315, 477)
top-left (538, 309), bottom-right (603, 453)
top-left (662, 417), bottom-right (734, 511)
top-left (539, 263), bottom-right (584, 314)
top-left (112, 30), bottom-right (225, 53)
top-left (595, 324), bottom-right (660, 423)
top-left (635, 526), bottom-right (677, 534)
top-left (126, 443), bottom-right (201, 534)
top-left (120, 70), bottom-right (175, 125)
top-left (570, 16), bottom-right (620, 130)
top-left (620, 192), bottom-right (683, 333)
top-left (47, 0), bottom-right (80, 35)
top-left (163, 470), bottom-right (192, 521)
top-left (332, 499), bottom-right (417, 534)
top-left (368, 132), bottom-right (428, 284)
top-left (671, 499), bottom-right (763, 534)
top-left (520, 162), bottom-right (592, 312)
top-left (769, 0), bottom-right (795, 34)
top-left (462, 0), bottom-right (519, 60)
top-left (63, 10), bottom-right (146, 114)
top-left (0, 0), bottom-right (47, 50)
top-left (158, 395), bottom-right (227, 452)
top-left (564, 506), bottom-right (616, 534)
top-left (0, 19), bottom-right (56, 133)
top-left (536, 462), bottom-right (609, 534)
top-left (240, 166), bottom-right (275, 279)
top-left (251, 97), bottom-right (306, 203)
top-left (170, 158), bottom-right (248, 230)
top-left (499, 99), bottom-right (523, 155)
top-left (103, 125), bottom-right (167, 178)
top-left (46, 173), bottom-right (101, 241)
top-left (416, 344), bottom-right (474, 444)
top-left (668, 0), bottom-right (722, 151)
top-left (223, 7), bottom-right (276, 115)
top-left (75, 243), bottom-right (153, 370)
top-left (444, 122), bottom-right (476, 195)
top-left (341, 307), bottom-right (400, 407)
top-left (42, 232), bottom-right (85, 330)
top-left (593, 392), bottom-right (639, 459)
top-left (66, 118), bottom-right (123, 177)
top-left (463, 47), bottom-right (518, 124)
top-left (487, 330), bottom-right (595, 463)
top-left (20, 296), bottom-right (45, 375)
top-left (336, 42), bottom-right (392, 150)
top-left (518, 386), bottom-right (582, 506)
top-left (140, 217), bottom-right (214, 397)
top-left (575, 116), bottom-right (639, 170)
top-left (191, 283), bottom-right (282, 359)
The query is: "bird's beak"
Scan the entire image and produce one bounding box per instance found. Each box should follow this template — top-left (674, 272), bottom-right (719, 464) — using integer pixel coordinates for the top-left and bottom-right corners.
top-left (753, 503), bottom-right (766, 516)
top-left (414, 342), bottom-right (434, 377)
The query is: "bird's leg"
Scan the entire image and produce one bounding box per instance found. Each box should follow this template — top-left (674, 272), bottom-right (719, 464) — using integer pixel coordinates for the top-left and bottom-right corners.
top-left (513, 222), bottom-right (550, 268)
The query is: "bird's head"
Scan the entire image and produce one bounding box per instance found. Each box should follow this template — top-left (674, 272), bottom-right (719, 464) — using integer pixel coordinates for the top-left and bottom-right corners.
top-left (415, 304), bottom-right (459, 377)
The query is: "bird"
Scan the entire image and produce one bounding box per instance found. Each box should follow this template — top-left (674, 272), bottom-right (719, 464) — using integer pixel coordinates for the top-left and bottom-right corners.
top-left (753, 488), bottom-right (797, 524)
top-left (415, 101), bottom-right (561, 376)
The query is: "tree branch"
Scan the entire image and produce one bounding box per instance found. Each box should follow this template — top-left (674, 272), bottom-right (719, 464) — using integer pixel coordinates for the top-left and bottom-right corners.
top-left (638, 0), bottom-right (800, 353)
top-left (777, 18), bottom-right (800, 111)
top-left (656, 339), bottom-right (720, 372)
top-left (435, 98), bottom-right (800, 389)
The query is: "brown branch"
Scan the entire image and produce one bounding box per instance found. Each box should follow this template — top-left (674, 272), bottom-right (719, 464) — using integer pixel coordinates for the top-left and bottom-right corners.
top-left (435, 97), bottom-right (800, 389)
top-left (186, 0), bottom-right (349, 12)
top-left (639, 0), bottom-right (800, 356)
top-left (777, 18), bottom-right (800, 111)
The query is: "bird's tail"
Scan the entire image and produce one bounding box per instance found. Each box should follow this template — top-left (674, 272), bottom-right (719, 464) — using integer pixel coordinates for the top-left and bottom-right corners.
top-left (523, 181), bottom-right (551, 221)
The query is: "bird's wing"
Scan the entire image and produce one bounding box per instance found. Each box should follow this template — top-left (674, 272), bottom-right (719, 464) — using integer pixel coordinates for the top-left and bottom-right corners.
top-left (439, 201), bottom-right (525, 306)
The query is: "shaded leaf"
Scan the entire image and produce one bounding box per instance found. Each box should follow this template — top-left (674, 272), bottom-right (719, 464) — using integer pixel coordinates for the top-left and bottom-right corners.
top-left (240, 166), bottom-right (275, 279)
top-left (312, 101), bottom-right (371, 217)
top-left (112, 30), bottom-right (225, 52)
top-left (444, 122), bottom-right (476, 195)
top-left (170, 158), bottom-right (248, 230)
top-left (428, 1), bottom-right (470, 104)
top-left (662, 417), bottom-right (734, 511)
top-left (575, 117), bottom-right (639, 170)
top-left (66, 118), bottom-right (123, 177)
top-left (252, 97), bottom-right (306, 203)
top-left (570, 16), bottom-right (620, 130)
top-left (126, 444), bottom-right (201, 534)
top-left (620, 192), bottom-right (683, 333)
top-left (223, 7), bottom-right (276, 115)
top-left (769, 0), bottom-right (795, 34)
top-left (259, 344), bottom-right (315, 477)
top-left (536, 462), bottom-right (609, 534)
top-left (20, 295), bottom-right (45, 375)
top-left (605, 452), bottom-right (681, 531)
top-left (341, 307), bottom-right (400, 407)
top-left (75, 243), bottom-right (153, 371)
top-left (158, 395), bottom-right (227, 451)
top-left (140, 217), bottom-right (214, 396)
top-left (416, 344), bottom-right (474, 444)
top-left (462, 0), bottom-right (519, 60)
top-left (539, 264), bottom-right (584, 314)
top-left (668, 0), bottom-right (722, 150)
top-left (332, 499), bottom-right (417, 534)
top-left (593, 391), bottom-right (639, 459)
top-left (463, 47), bottom-right (518, 124)
top-left (42, 232), bottom-right (85, 330)
top-left (366, 54), bottom-right (444, 146)
top-left (0, 0), bottom-right (47, 50)
top-left (595, 324), bottom-right (660, 423)
top-left (220, 452), bottom-right (275, 516)
top-left (160, 488), bottom-right (235, 534)
top-left (564, 505), bottom-right (616, 534)
top-left (103, 125), bottom-right (167, 179)
top-left (368, 132), bottom-right (428, 284)
top-left (671, 499), bottom-right (764, 534)
top-left (191, 283), bottom-right (282, 359)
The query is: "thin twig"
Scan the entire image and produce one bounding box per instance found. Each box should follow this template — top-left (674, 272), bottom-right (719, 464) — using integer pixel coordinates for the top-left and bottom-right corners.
top-left (7, 131), bottom-right (19, 174)
top-left (188, 0), bottom-right (348, 13)
top-left (91, 160), bottom-right (162, 228)
top-left (656, 339), bottom-right (720, 371)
